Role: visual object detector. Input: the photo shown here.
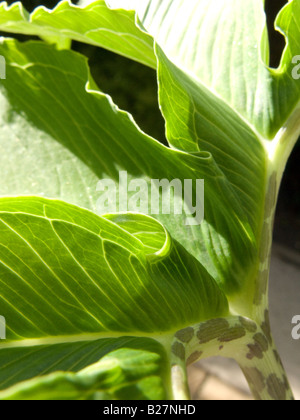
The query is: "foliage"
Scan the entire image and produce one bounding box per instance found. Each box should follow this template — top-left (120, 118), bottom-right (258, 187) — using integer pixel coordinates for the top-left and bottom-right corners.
top-left (0, 0), bottom-right (299, 400)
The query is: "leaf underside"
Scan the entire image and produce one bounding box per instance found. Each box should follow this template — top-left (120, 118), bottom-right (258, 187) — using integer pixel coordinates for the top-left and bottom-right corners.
top-left (0, 0), bottom-right (299, 400)
top-left (0, 337), bottom-right (170, 400)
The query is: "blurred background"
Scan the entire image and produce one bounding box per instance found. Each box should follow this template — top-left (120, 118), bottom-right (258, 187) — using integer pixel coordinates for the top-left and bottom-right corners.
top-left (0, 0), bottom-right (299, 400)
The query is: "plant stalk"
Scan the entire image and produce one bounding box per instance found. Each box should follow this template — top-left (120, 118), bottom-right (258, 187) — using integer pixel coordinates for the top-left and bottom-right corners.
top-left (173, 315), bottom-right (294, 400)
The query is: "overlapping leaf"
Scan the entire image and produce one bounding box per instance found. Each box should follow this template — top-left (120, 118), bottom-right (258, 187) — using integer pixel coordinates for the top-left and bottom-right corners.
top-left (0, 337), bottom-right (170, 400)
top-left (157, 46), bottom-right (266, 234)
top-left (0, 197), bottom-right (228, 337)
top-left (0, 0), bottom-right (299, 139)
top-left (108, 0), bottom-right (300, 139)
top-left (0, 0), bottom-right (156, 67)
top-left (0, 197), bottom-right (227, 398)
top-left (0, 39), bottom-right (258, 297)
top-left (0, 0), bottom-right (298, 401)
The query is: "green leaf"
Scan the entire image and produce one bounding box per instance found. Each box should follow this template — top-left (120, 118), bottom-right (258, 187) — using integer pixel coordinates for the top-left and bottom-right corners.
top-left (108, 0), bottom-right (300, 139)
top-left (0, 337), bottom-right (170, 400)
top-left (0, 39), bottom-right (257, 299)
top-left (0, 0), bottom-right (156, 68)
top-left (0, 196), bottom-right (227, 398)
top-left (0, 197), bottom-right (228, 338)
top-left (0, 0), bottom-right (299, 140)
top-left (156, 45), bottom-right (266, 235)
top-left (0, 0), bottom-right (298, 401)
top-left (268, 0), bottom-right (300, 136)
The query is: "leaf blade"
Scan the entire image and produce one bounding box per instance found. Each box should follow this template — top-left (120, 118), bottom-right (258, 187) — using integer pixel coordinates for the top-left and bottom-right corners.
top-left (0, 39), bottom-right (259, 297)
top-left (0, 337), bottom-right (170, 400)
top-left (108, 0), bottom-right (300, 138)
top-left (0, 0), bottom-right (156, 68)
top-left (0, 196), bottom-right (228, 339)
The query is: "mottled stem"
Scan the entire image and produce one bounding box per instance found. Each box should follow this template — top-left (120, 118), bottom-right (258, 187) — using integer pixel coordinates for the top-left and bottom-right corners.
top-left (238, 312), bottom-right (294, 400)
top-left (170, 362), bottom-right (191, 400)
top-left (172, 316), bottom-right (294, 400)
top-left (170, 127), bottom-right (300, 400)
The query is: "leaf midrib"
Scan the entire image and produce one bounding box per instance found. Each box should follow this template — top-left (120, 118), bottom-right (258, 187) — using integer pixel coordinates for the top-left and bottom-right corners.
top-left (170, 51), bottom-right (271, 151)
top-left (0, 331), bottom-right (174, 350)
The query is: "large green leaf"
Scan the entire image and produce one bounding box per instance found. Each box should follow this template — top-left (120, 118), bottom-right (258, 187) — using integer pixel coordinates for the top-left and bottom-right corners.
top-left (0, 337), bottom-right (170, 400)
top-left (0, 1), bottom-right (297, 285)
top-left (0, 197), bottom-right (228, 337)
top-left (0, 0), bottom-right (299, 140)
top-left (0, 0), bottom-right (298, 401)
top-left (0, 39), bottom-right (258, 301)
top-left (0, 196), bottom-right (227, 398)
top-left (156, 45), bottom-right (266, 235)
top-left (0, 2), bottom-right (298, 303)
top-left (0, 0), bottom-right (156, 67)
top-left (108, 0), bottom-right (300, 139)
